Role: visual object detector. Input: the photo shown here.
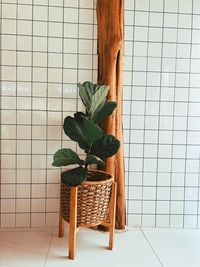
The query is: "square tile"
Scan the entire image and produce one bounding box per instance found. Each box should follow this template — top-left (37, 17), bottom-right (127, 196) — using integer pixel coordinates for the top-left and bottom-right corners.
top-left (49, 6), bottom-right (63, 22)
top-left (2, 3), bottom-right (17, 19)
top-left (31, 199), bottom-right (46, 212)
top-left (34, 5), bottom-right (48, 20)
top-left (135, 11), bottom-right (149, 26)
top-left (150, 0), bottom-right (163, 11)
top-left (156, 215), bottom-right (170, 227)
top-left (17, 184), bottom-right (30, 199)
top-left (1, 214), bottom-right (15, 227)
top-left (16, 199), bottom-right (30, 213)
top-left (32, 184), bottom-right (46, 198)
top-left (165, 0), bottom-right (178, 12)
top-left (135, 0), bottom-right (149, 11)
top-left (1, 199), bottom-right (15, 213)
top-left (149, 12), bottom-right (163, 26)
top-left (143, 187), bottom-right (156, 200)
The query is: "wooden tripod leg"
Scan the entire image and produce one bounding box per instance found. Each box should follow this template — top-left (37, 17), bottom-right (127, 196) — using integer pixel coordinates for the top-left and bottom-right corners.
top-left (109, 182), bottom-right (117, 250)
top-left (69, 186), bottom-right (78, 260)
top-left (58, 212), bottom-right (65, 237)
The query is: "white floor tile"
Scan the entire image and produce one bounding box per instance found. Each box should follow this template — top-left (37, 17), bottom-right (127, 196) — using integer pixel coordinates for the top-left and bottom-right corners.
top-left (45, 227), bottom-right (162, 267)
top-left (3, 227), bottom-right (200, 267)
top-left (143, 228), bottom-right (200, 267)
top-left (0, 229), bottom-right (52, 267)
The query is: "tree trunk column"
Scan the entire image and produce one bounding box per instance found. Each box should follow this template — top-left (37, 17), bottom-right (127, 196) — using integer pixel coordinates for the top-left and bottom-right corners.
top-left (97, 0), bottom-right (125, 230)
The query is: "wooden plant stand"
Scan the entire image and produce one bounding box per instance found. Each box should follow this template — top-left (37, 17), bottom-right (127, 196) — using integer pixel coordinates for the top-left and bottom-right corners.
top-left (58, 181), bottom-right (117, 260)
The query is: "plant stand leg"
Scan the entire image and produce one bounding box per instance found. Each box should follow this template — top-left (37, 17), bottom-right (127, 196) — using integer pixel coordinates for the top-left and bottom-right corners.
top-left (109, 182), bottom-right (117, 250)
top-left (58, 212), bottom-right (65, 237)
top-left (69, 186), bottom-right (78, 260)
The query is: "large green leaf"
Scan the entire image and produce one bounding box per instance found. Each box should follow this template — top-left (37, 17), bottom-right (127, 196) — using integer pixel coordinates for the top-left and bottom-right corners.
top-left (90, 135), bottom-right (120, 159)
top-left (82, 81), bottom-right (101, 94)
top-left (63, 116), bottom-right (86, 149)
top-left (78, 82), bottom-right (93, 111)
top-left (61, 166), bottom-right (87, 186)
top-left (78, 82), bottom-right (109, 117)
top-left (63, 113), bottom-right (104, 150)
top-left (91, 101), bottom-right (117, 123)
top-left (89, 85), bottom-right (109, 115)
top-left (52, 148), bottom-right (84, 167)
top-left (85, 154), bottom-right (105, 167)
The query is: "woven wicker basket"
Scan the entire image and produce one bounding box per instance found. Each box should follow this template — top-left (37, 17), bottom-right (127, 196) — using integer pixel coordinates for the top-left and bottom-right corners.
top-left (60, 169), bottom-right (113, 227)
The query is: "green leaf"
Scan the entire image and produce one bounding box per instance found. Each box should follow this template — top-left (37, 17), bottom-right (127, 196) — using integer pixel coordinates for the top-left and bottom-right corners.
top-left (78, 81), bottom-right (109, 117)
top-left (82, 81), bottom-right (101, 94)
top-left (63, 116), bottom-right (86, 149)
top-left (89, 85), bottom-right (109, 115)
top-left (61, 166), bottom-right (87, 186)
top-left (91, 101), bottom-right (117, 123)
top-left (78, 82), bottom-right (93, 111)
top-left (90, 135), bottom-right (120, 159)
top-left (52, 148), bottom-right (84, 167)
top-left (63, 114), bottom-right (104, 150)
top-left (85, 154), bottom-right (105, 167)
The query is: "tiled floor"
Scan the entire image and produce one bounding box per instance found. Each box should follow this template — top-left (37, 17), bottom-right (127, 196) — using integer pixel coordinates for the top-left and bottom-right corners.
top-left (0, 227), bottom-right (200, 267)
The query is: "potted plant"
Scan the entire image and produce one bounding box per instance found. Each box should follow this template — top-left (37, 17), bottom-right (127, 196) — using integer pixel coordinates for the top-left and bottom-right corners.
top-left (52, 81), bottom-right (120, 259)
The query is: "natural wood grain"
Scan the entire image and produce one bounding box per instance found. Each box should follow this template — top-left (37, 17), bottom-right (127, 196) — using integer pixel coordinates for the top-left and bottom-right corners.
top-left (109, 182), bottom-right (117, 250)
top-left (97, 0), bottom-right (125, 229)
top-left (60, 179), bottom-right (117, 258)
top-left (68, 186), bottom-right (78, 260)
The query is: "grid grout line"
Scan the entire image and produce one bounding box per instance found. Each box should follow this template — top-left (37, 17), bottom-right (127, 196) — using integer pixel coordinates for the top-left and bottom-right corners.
top-left (0, 0), bottom-right (98, 227)
top-left (59, 0), bottom-right (65, 226)
top-left (154, 0), bottom-right (165, 227)
top-left (141, 0), bottom-right (150, 227)
top-left (168, 0), bottom-right (179, 228)
top-left (14, 0), bottom-right (18, 226)
top-left (0, 0), bottom-right (3, 228)
top-left (29, 0), bottom-right (34, 228)
top-left (196, 154), bottom-right (200, 227)
top-left (124, 0), bottom-right (200, 228)
top-left (1, 0), bottom-right (200, 228)
top-left (75, 0), bottom-right (80, 158)
top-left (126, 0), bottom-right (136, 226)
top-left (183, 0), bottom-right (194, 228)
top-left (44, 0), bottom-right (49, 227)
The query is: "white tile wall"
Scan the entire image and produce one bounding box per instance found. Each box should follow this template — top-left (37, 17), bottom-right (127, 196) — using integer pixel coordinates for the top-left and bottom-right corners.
top-left (124, 0), bottom-right (200, 228)
top-left (0, 0), bottom-right (97, 227)
top-left (1, 0), bottom-right (200, 229)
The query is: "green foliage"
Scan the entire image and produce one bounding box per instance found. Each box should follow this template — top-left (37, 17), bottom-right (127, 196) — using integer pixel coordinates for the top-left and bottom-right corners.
top-left (63, 113), bottom-right (104, 150)
top-left (90, 135), bottom-right (120, 159)
top-left (78, 81), bottom-right (109, 119)
top-left (52, 149), bottom-right (84, 166)
top-left (85, 154), bottom-right (105, 167)
top-left (61, 167), bottom-right (87, 186)
top-left (91, 101), bottom-right (117, 123)
top-left (52, 81), bottom-right (120, 186)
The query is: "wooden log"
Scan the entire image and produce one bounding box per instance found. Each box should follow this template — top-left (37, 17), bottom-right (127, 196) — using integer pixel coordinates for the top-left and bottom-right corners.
top-left (97, 0), bottom-right (126, 229)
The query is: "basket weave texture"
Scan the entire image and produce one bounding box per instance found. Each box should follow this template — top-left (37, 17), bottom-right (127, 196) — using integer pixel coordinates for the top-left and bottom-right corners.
top-left (60, 170), bottom-right (113, 226)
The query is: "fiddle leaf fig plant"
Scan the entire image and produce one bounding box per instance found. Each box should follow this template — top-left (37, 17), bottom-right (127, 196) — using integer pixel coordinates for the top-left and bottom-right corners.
top-left (52, 81), bottom-right (120, 186)
top-left (78, 82), bottom-right (117, 123)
